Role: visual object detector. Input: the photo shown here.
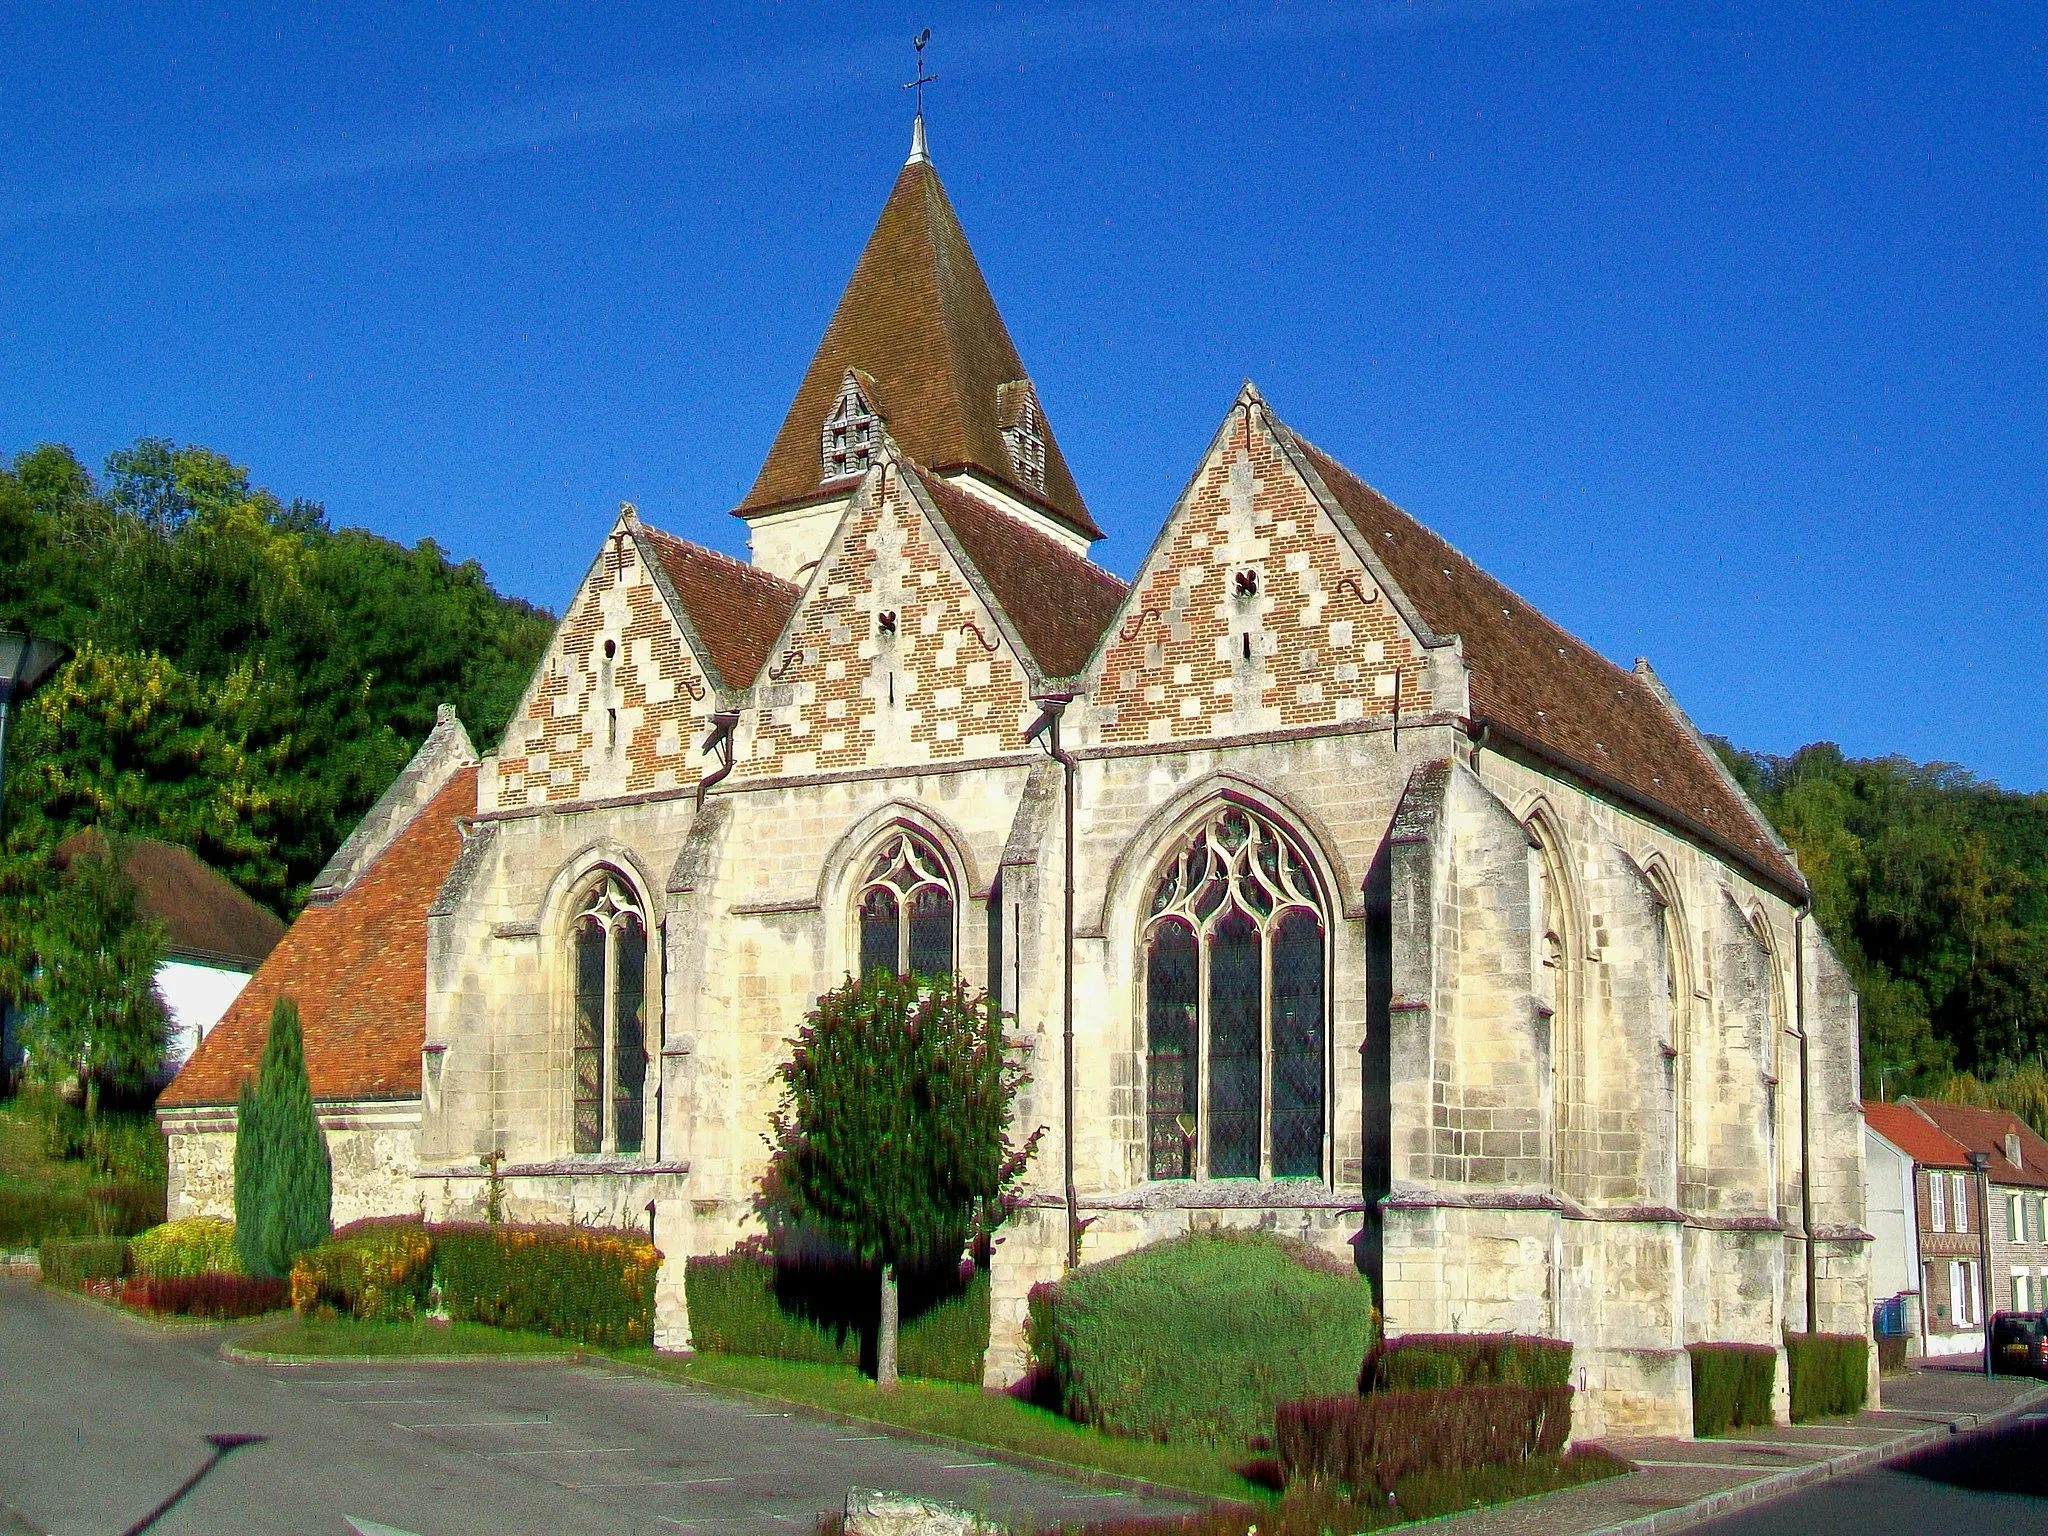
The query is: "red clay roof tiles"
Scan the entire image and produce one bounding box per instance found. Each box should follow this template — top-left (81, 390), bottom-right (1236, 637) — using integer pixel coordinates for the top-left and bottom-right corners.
top-left (1293, 434), bottom-right (1804, 899)
top-left (1908, 1099), bottom-right (2048, 1189)
top-left (157, 767), bottom-right (477, 1109)
top-left (636, 523), bottom-right (801, 692)
top-left (54, 830), bottom-right (283, 970)
top-left (1863, 1099), bottom-right (1972, 1170)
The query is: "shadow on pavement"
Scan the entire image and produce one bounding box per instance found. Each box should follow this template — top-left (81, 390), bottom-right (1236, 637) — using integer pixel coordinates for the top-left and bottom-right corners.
top-left (1891, 1414), bottom-right (2048, 1498)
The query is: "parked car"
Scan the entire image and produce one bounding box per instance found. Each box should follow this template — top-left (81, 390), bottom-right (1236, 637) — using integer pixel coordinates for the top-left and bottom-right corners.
top-left (1989, 1311), bottom-right (2048, 1378)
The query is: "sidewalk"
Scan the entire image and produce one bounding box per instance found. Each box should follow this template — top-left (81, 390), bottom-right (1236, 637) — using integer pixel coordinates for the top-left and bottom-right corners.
top-left (1431, 1366), bottom-right (2047, 1536)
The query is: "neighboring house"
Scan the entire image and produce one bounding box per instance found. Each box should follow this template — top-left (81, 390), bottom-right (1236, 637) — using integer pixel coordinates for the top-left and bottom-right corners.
top-left (1909, 1100), bottom-right (2048, 1321)
top-left (161, 126), bottom-right (1871, 1439)
top-left (1863, 1098), bottom-right (1975, 1357)
top-left (1, 831), bottom-right (284, 1082)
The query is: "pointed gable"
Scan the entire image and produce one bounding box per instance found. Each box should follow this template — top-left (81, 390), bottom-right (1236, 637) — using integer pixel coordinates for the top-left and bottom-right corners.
top-left (1092, 393), bottom-right (1440, 745)
top-left (488, 514), bottom-right (725, 809)
top-left (738, 155), bottom-right (1099, 542)
top-left (743, 460), bottom-right (1048, 778)
top-left (1286, 428), bottom-right (1805, 899)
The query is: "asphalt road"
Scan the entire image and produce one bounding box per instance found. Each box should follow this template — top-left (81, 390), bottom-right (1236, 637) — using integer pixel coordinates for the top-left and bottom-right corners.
top-left (0, 1279), bottom-right (1192, 1536)
top-left (1695, 1410), bottom-right (2048, 1534)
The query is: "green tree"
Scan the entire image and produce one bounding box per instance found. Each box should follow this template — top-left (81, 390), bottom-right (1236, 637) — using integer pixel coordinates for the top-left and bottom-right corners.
top-left (15, 843), bottom-right (167, 1123)
top-left (763, 971), bottom-right (1039, 1387)
top-left (233, 997), bottom-right (332, 1278)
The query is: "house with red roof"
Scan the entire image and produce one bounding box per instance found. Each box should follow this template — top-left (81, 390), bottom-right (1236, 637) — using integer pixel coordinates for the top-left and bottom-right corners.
top-left (162, 118), bottom-right (1870, 1439)
top-left (1864, 1098), bottom-right (2048, 1358)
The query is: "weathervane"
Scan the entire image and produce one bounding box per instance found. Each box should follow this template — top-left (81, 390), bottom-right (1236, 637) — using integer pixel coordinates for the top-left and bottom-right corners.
top-left (903, 29), bottom-right (938, 160)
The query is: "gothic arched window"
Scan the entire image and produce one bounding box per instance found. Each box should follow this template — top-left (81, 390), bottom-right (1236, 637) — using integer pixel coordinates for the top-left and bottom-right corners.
top-left (1648, 864), bottom-right (1693, 1190)
top-left (1142, 806), bottom-right (1327, 1182)
top-left (1528, 813), bottom-right (1579, 1194)
top-left (571, 874), bottom-right (648, 1156)
top-left (857, 828), bottom-right (955, 980)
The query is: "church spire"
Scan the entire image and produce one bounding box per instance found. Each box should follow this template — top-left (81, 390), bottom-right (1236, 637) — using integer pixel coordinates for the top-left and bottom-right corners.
top-left (735, 92), bottom-right (1099, 542)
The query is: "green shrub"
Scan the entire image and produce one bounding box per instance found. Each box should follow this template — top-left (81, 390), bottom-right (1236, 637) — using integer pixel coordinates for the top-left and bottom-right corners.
top-left (288, 1219), bottom-right (434, 1321)
top-left (39, 1235), bottom-right (131, 1287)
top-left (131, 1218), bottom-right (243, 1279)
top-left (1689, 1343), bottom-right (1776, 1436)
top-left (0, 1188), bottom-right (96, 1246)
top-left (434, 1224), bottom-right (659, 1347)
top-left (682, 1250), bottom-right (989, 1383)
top-left (1363, 1334), bottom-right (1572, 1393)
top-left (684, 1252), bottom-right (854, 1365)
top-left (233, 998), bottom-right (332, 1278)
top-left (1785, 1332), bottom-right (1868, 1422)
top-left (1026, 1230), bottom-right (1375, 1446)
top-left (1275, 1384), bottom-right (1574, 1493)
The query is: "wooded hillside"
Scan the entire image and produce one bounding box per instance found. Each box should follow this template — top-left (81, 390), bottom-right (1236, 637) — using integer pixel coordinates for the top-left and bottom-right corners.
top-left (1716, 740), bottom-right (2048, 1109)
top-left (0, 438), bottom-right (552, 919)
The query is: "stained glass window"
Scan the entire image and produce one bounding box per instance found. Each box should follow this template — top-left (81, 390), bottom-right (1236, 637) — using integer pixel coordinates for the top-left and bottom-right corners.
top-left (1141, 805), bottom-right (1327, 1181)
top-left (570, 875), bottom-right (650, 1157)
top-left (856, 828), bottom-right (954, 980)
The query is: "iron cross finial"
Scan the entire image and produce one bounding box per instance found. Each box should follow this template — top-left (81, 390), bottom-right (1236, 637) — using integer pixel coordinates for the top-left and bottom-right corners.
top-left (903, 28), bottom-right (938, 121)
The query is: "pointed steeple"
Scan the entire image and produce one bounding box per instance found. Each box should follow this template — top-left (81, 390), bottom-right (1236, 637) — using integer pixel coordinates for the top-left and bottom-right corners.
top-left (736, 156), bottom-right (1099, 542)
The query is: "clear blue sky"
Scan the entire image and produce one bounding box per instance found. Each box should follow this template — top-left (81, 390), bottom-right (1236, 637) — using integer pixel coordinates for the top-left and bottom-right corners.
top-left (3, 2), bottom-right (2042, 787)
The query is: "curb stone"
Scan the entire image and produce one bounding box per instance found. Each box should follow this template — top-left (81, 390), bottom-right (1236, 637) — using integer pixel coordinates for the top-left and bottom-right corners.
top-left (1585, 1380), bottom-right (2048, 1536)
top-left (221, 1343), bottom-right (579, 1366)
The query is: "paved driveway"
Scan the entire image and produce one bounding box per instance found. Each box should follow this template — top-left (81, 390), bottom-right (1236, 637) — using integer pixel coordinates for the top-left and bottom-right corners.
top-left (0, 1279), bottom-right (1191, 1535)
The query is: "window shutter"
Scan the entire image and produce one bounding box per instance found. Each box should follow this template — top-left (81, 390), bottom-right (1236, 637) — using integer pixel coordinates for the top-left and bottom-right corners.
top-left (1932, 1172), bottom-right (1946, 1232)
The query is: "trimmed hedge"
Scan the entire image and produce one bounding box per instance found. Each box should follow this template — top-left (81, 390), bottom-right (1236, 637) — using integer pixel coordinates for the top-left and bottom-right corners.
top-left (1786, 1332), bottom-right (1868, 1422)
top-left (1027, 1230), bottom-right (1375, 1446)
top-left (289, 1218), bottom-right (435, 1321)
top-left (129, 1273), bottom-right (288, 1319)
top-left (1275, 1385), bottom-right (1574, 1494)
top-left (1362, 1333), bottom-right (1572, 1393)
top-left (682, 1251), bottom-right (989, 1384)
top-left (435, 1224), bottom-right (658, 1347)
top-left (131, 1218), bottom-right (243, 1279)
top-left (39, 1236), bottom-right (131, 1287)
top-left (1689, 1343), bottom-right (1776, 1437)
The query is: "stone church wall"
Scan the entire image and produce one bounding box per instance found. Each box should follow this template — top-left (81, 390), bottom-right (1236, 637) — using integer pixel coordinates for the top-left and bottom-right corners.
top-left (161, 1101), bottom-right (422, 1229)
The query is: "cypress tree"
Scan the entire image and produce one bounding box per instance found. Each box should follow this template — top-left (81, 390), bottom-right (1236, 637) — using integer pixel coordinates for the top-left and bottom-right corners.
top-left (233, 997), bottom-right (332, 1277)
top-left (232, 1075), bottom-right (266, 1275)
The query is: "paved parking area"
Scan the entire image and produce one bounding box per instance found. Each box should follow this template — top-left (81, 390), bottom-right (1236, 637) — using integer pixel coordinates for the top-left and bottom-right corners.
top-left (0, 1279), bottom-right (1193, 1535)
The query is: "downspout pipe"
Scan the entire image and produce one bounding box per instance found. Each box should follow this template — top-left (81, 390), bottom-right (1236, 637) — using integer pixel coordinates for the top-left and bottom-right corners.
top-left (696, 710), bottom-right (740, 807)
top-left (1797, 906), bottom-right (1815, 1334)
top-left (1026, 695), bottom-right (1080, 1270)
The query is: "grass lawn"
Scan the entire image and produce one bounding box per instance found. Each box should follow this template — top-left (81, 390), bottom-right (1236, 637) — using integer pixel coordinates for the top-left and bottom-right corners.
top-left (609, 1350), bottom-right (1266, 1502)
top-left (234, 1314), bottom-right (578, 1359)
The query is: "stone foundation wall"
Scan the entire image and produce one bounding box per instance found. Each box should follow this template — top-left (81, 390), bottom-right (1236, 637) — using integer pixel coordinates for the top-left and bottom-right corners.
top-left (161, 1100), bottom-right (423, 1227)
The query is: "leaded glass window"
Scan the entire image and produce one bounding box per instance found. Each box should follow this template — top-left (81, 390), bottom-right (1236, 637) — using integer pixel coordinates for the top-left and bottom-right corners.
top-left (570, 875), bottom-right (649, 1155)
top-left (1142, 806), bottom-right (1328, 1181)
top-left (857, 828), bottom-right (955, 980)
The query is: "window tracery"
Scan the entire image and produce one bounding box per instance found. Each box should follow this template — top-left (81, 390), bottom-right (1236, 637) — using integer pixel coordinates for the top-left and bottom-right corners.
top-left (1142, 805), bottom-right (1327, 1181)
top-left (857, 827), bottom-right (956, 980)
top-left (571, 874), bottom-right (648, 1156)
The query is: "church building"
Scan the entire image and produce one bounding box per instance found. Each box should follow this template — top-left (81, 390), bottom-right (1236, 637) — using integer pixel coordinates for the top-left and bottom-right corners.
top-left (159, 121), bottom-right (1873, 1437)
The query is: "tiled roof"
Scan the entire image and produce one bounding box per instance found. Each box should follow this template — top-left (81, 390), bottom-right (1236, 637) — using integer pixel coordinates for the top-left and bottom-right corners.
top-left (636, 523), bottom-right (801, 692)
top-left (737, 156), bottom-right (1100, 542)
top-left (1908, 1099), bottom-right (2048, 1190)
top-left (1863, 1099), bottom-right (1972, 1170)
top-left (1291, 434), bottom-right (1805, 900)
top-left (913, 468), bottom-right (1129, 681)
top-left (54, 831), bottom-right (283, 970)
top-left (157, 767), bottom-right (477, 1109)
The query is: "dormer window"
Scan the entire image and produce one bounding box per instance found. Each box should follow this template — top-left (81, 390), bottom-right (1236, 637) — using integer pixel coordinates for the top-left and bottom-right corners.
top-left (823, 370), bottom-right (880, 481)
top-left (997, 379), bottom-right (1046, 493)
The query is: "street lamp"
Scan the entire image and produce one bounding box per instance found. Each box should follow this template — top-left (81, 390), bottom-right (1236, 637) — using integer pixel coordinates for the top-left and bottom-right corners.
top-left (0, 629), bottom-right (70, 840)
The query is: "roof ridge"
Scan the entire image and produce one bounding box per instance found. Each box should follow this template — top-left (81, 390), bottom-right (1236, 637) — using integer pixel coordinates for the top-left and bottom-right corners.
top-left (636, 520), bottom-right (800, 596)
